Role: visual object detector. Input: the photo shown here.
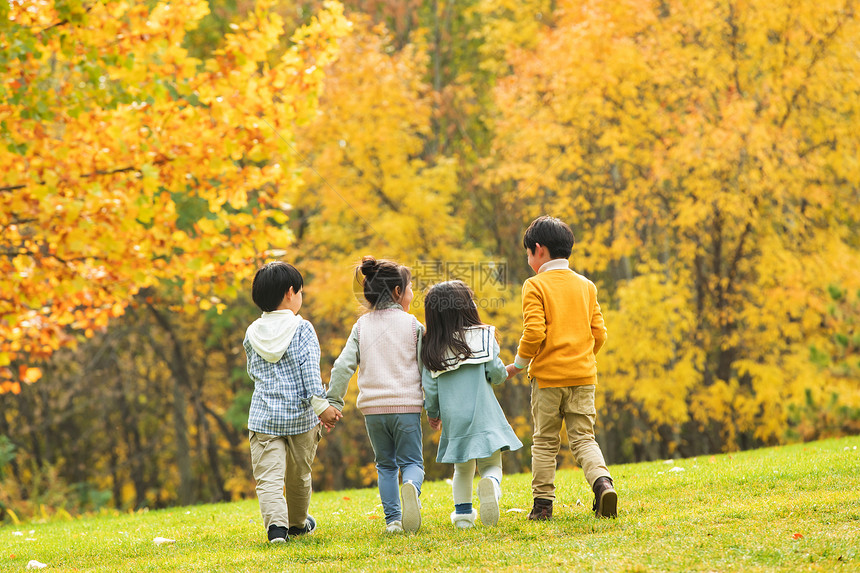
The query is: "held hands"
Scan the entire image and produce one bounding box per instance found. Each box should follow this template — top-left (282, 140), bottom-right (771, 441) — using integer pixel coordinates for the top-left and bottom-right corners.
top-left (319, 405), bottom-right (343, 432)
top-left (505, 363), bottom-right (523, 380)
top-left (428, 417), bottom-right (442, 431)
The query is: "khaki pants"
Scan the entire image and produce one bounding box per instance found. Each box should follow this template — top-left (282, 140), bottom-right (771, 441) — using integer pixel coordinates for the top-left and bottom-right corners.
top-left (249, 426), bottom-right (321, 530)
top-left (530, 382), bottom-right (610, 501)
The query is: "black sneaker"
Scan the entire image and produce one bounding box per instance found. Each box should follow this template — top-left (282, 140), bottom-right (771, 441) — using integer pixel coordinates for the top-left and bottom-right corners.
top-left (527, 498), bottom-right (553, 521)
top-left (288, 515), bottom-right (317, 537)
top-left (267, 524), bottom-right (288, 543)
top-left (592, 476), bottom-right (618, 518)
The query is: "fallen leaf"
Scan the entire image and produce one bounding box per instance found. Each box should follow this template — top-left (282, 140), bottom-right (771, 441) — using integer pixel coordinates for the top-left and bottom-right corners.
top-left (792, 533), bottom-right (804, 540)
top-left (342, 497), bottom-right (350, 501)
top-left (367, 515), bottom-right (380, 520)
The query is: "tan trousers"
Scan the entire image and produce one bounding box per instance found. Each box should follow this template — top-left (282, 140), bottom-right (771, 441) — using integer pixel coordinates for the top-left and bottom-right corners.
top-left (530, 382), bottom-right (611, 501)
top-left (249, 426), bottom-right (321, 530)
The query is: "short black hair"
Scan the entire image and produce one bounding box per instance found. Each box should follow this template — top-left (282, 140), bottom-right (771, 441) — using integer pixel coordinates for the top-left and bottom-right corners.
top-left (522, 215), bottom-right (575, 259)
top-left (251, 261), bottom-right (303, 312)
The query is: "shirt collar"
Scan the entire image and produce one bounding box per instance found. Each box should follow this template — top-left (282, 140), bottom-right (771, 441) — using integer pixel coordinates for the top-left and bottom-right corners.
top-left (538, 258), bottom-right (571, 274)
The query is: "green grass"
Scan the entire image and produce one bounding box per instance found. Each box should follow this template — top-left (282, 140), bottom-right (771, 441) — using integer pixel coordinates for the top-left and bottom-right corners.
top-left (2, 436), bottom-right (859, 572)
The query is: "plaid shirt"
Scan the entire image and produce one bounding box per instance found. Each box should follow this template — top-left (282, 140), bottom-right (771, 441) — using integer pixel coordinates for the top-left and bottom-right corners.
top-left (245, 319), bottom-right (324, 436)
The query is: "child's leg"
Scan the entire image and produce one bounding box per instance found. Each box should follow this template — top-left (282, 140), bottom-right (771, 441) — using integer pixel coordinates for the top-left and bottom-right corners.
top-left (476, 449), bottom-right (503, 491)
top-left (476, 451), bottom-right (502, 526)
top-left (452, 459), bottom-right (477, 507)
top-left (364, 414), bottom-right (402, 524)
top-left (249, 431), bottom-right (289, 530)
top-left (392, 413), bottom-right (424, 492)
top-left (451, 459), bottom-right (478, 528)
top-left (392, 413), bottom-right (423, 533)
top-left (530, 382), bottom-right (564, 502)
top-left (284, 425), bottom-right (321, 529)
top-left (562, 385), bottom-right (611, 486)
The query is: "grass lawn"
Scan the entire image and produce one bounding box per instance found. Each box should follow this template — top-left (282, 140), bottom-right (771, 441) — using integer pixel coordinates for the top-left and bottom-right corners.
top-left (2, 435), bottom-right (859, 572)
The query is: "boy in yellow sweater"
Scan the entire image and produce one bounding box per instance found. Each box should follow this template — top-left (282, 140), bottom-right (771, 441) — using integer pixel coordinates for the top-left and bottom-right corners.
top-left (506, 215), bottom-right (617, 520)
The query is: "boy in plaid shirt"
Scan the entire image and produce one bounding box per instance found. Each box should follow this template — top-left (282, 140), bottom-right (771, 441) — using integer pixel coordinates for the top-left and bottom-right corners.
top-left (244, 261), bottom-right (341, 543)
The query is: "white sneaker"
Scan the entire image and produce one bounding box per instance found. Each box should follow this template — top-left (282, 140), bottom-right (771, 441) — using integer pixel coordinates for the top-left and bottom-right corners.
top-left (386, 520), bottom-right (403, 533)
top-left (450, 509), bottom-right (477, 529)
top-left (478, 477), bottom-right (500, 526)
top-left (401, 481), bottom-right (421, 533)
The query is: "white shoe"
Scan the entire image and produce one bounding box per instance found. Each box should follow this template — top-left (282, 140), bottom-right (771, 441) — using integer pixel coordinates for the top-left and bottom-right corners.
top-left (478, 477), bottom-right (500, 526)
top-left (401, 481), bottom-right (421, 533)
top-left (385, 520), bottom-right (403, 533)
top-left (450, 509), bottom-right (477, 529)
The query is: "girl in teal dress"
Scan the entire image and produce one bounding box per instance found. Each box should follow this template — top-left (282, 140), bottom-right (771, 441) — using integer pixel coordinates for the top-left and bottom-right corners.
top-left (422, 280), bottom-right (523, 529)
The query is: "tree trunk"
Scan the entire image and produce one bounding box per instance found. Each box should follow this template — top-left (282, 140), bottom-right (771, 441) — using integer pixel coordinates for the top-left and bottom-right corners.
top-left (147, 304), bottom-right (195, 505)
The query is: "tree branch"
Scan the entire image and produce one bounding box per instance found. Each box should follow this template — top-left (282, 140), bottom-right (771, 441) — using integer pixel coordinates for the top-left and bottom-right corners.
top-left (779, 11), bottom-right (850, 128)
top-left (0, 158), bottom-right (171, 193)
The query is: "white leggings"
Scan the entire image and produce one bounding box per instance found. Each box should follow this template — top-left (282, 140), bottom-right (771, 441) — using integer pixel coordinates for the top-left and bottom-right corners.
top-left (452, 449), bottom-right (503, 505)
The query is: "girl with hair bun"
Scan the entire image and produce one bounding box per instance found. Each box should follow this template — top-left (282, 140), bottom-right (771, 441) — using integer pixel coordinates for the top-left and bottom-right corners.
top-left (326, 256), bottom-right (425, 534)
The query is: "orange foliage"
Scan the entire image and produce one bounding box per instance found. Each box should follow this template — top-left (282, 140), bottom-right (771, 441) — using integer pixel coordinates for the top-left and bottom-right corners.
top-left (0, 0), bottom-right (351, 391)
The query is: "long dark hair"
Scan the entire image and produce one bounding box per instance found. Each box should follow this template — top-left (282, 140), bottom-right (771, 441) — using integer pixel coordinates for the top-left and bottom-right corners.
top-left (358, 256), bottom-right (411, 309)
top-left (421, 280), bottom-right (483, 372)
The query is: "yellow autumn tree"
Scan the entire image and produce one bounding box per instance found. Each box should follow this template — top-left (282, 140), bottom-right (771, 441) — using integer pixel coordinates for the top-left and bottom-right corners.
top-left (277, 17), bottom-right (534, 481)
top-left (488, 0), bottom-right (860, 456)
top-left (0, 0), bottom-right (352, 393)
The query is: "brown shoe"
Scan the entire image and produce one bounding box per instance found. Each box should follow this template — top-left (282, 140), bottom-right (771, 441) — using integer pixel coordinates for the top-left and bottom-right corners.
top-left (592, 477), bottom-right (617, 518)
top-left (527, 498), bottom-right (553, 521)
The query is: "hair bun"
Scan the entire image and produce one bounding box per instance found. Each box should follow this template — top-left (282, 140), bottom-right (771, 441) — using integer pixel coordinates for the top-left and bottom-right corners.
top-left (360, 256), bottom-right (379, 277)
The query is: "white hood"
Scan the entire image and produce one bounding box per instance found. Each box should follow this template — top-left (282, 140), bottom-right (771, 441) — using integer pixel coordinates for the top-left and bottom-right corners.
top-left (246, 310), bottom-right (302, 363)
top-left (430, 325), bottom-right (495, 378)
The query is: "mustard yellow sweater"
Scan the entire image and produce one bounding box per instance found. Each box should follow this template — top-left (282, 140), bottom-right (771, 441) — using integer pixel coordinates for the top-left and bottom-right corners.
top-left (515, 260), bottom-right (607, 388)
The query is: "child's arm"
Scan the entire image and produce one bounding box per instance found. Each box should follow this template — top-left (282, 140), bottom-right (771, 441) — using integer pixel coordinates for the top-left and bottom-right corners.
top-left (327, 322), bottom-right (360, 412)
top-left (422, 367), bottom-right (441, 428)
top-left (508, 280), bottom-right (546, 377)
top-left (418, 324), bottom-right (441, 429)
top-left (591, 289), bottom-right (607, 355)
top-left (485, 339), bottom-right (507, 385)
top-left (415, 321), bottom-right (425, 383)
top-left (297, 322), bottom-right (332, 415)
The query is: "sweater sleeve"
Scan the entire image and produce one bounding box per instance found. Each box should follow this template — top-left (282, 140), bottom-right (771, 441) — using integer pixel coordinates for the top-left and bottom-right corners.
top-left (515, 279), bottom-right (547, 366)
top-left (298, 321), bottom-right (326, 401)
top-left (591, 285), bottom-right (608, 355)
top-left (416, 320), bottom-right (425, 387)
top-left (485, 339), bottom-right (507, 386)
top-left (327, 322), bottom-right (360, 412)
top-left (422, 366), bottom-right (440, 419)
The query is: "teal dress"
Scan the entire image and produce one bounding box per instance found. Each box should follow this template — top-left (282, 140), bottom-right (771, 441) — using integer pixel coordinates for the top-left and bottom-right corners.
top-left (423, 326), bottom-right (523, 463)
